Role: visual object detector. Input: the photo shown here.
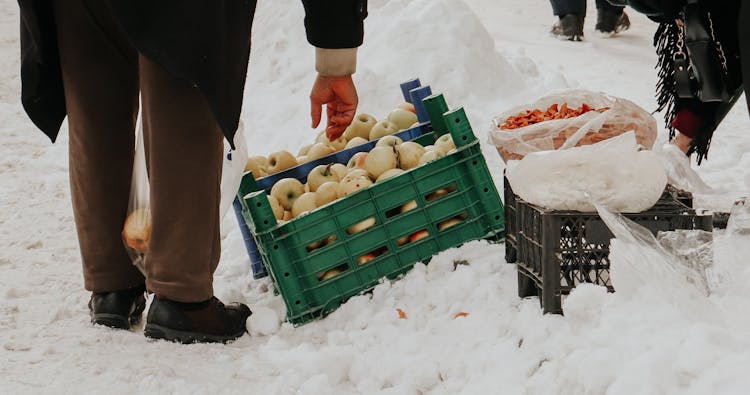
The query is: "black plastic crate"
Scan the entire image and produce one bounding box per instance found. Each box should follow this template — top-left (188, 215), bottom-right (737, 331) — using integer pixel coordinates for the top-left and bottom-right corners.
top-left (508, 180), bottom-right (712, 314)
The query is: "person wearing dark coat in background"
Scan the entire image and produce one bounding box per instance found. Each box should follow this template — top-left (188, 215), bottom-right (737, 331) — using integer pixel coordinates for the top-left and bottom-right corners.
top-left (608, 0), bottom-right (749, 162)
top-left (550, 0), bottom-right (632, 41)
top-left (17, 0), bottom-right (367, 343)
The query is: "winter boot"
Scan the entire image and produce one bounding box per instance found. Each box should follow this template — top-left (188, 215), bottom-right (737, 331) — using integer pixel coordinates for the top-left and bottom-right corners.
top-left (595, 10), bottom-right (631, 36)
top-left (88, 284), bottom-right (147, 330)
top-left (551, 14), bottom-right (585, 41)
top-left (144, 296), bottom-right (251, 344)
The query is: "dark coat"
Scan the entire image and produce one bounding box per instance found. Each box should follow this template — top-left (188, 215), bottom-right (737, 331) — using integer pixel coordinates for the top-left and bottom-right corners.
top-left (18, 0), bottom-right (367, 146)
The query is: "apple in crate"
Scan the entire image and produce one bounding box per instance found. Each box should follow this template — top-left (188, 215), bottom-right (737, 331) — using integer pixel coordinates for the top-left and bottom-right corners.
top-left (409, 230), bottom-right (429, 242)
top-left (291, 192), bottom-right (318, 217)
top-left (338, 172), bottom-right (373, 197)
top-left (375, 135), bottom-right (403, 148)
top-left (298, 144), bottom-right (313, 157)
top-left (396, 102), bottom-right (416, 114)
top-left (387, 108), bottom-right (418, 130)
top-left (396, 142), bottom-right (425, 170)
top-left (317, 267), bottom-right (343, 281)
top-left (244, 155), bottom-right (269, 178)
top-left (375, 168), bottom-right (405, 182)
top-left (270, 178), bottom-right (305, 211)
top-left (123, 208), bottom-right (151, 252)
top-left (307, 143), bottom-right (335, 161)
top-left (419, 150), bottom-right (445, 165)
top-left (347, 152), bottom-right (368, 170)
top-left (330, 163), bottom-right (348, 180)
top-left (345, 137), bottom-right (369, 149)
top-left (344, 113), bottom-right (377, 141)
top-left (267, 194), bottom-right (284, 220)
top-left (438, 217), bottom-right (463, 231)
top-left (400, 200), bottom-right (417, 213)
top-left (358, 253), bottom-right (377, 265)
top-left (345, 168), bottom-right (372, 180)
top-left (267, 151), bottom-right (298, 174)
top-left (369, 120), bottom-right (399, 141)
top-left (347, 217), bottom-right (376, 234)
top-left (364, 146), bottom-right (398, 179)
top-left (307, 164), bottom-right (341, 192)
top-left (327, 136), bottom-right (348, 151)
top-left (435, 134), bottom-right (456, 154)
top-left (315, 181), bottom-right (339, 206)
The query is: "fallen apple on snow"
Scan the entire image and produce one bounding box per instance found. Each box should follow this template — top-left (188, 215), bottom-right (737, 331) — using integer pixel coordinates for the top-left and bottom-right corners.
top-left (123, 208), bottom-right (152, 253)
top-left (270, 178), bottom-right (305, 210)
top-left (266, 151), bottom-right (298, 174)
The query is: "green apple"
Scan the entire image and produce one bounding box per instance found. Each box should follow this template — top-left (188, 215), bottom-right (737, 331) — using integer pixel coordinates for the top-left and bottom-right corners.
top-left (375, 168), bottom-right (405, 182)
top-left (375, 135), bottom-right (403, 148)
top-left (307, 164), bottom-right (341, 192)
top-left (364, 146), bottom-right (398, 179)
top-left (396, 141), bottom-right (425, 170)
top-left (345, 137), bottom-right (369, 149)
top-left (291, 192), bottom-right (318, 218)
top-left (315, 181), bottom-right (339, 206)
top-left (307, 143), bottom-right (335, 161)
top-left (434, 134), bottom-right (456, 154)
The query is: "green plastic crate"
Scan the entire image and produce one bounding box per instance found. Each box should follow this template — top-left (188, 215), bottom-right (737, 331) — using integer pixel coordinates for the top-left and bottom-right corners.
top-left (240, 98), bottom-right (505, 325)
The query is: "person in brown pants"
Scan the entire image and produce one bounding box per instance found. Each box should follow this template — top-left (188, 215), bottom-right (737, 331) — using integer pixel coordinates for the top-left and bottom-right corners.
top-left (18, 0), bottom-right (367, 343)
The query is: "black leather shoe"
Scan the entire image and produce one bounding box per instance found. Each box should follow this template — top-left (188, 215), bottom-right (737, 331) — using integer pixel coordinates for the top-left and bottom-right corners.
top-left (596, 10), bottom-right (631, 36)
top-left (551, 14), bottom-right (585, 41)
top-left (88, 285), bottom-right (147, 330)
top-left (144, 296), bottom-right (251, 344)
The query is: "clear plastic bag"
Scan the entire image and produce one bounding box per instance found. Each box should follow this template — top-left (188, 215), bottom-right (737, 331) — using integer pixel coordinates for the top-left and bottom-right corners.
top-left (122, 118), bottom-right (248, 274)
top-left (489, 90), bottom-right (657, 162)
top-left (505, 132), bottom-right (668, 212)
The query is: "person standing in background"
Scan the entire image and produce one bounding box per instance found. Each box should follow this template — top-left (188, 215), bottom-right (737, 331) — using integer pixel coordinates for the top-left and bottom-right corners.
top-left (17, 0), bottom-right (367, 343)
top-left (550, 0), bottom-right (631, 41)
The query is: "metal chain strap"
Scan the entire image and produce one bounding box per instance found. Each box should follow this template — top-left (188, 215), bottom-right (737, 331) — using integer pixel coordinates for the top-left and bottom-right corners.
top-left (706, 12), bottom-right (729, 75)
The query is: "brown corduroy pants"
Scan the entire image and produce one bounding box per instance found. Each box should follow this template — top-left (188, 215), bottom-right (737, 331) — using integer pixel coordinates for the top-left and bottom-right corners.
top-left (54, 0), bottom-right (223, 302)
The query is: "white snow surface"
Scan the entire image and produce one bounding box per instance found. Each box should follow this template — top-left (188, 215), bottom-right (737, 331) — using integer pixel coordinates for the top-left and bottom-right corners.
top-left (2, 0), bottom-right (750, 394)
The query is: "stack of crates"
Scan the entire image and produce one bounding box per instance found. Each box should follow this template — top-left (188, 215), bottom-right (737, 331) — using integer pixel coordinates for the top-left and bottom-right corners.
top-left (235, 81), bottom-right (506, 325)
top-left (504, 178), bottom-right (713, 314)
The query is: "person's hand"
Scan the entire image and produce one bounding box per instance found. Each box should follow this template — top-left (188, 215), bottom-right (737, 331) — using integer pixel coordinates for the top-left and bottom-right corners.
top-left (310, 74), bottom-right (358, 141)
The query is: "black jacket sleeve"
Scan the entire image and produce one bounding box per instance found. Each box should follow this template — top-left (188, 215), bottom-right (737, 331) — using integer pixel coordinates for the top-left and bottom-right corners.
top-left (302, 0), bottom-right (367, 48)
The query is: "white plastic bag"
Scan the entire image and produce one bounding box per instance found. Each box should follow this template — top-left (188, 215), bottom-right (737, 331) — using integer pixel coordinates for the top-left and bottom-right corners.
top-left (122, 118), bottom-right (248, 274)
top-left (489, 90), bottom-right (657, 162)
top-left (505, 132), bottom-right (667, 212)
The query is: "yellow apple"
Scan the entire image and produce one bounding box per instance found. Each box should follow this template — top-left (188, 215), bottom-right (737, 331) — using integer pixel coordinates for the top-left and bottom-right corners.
top-left (375, 168), bottom-right (405, 182)
top-left (270, 178), bottom-right (305, 210)
top-left (338, 173), bottom-right (373, 197)
top-left (347, 217), bottom-right (376, 234)
top-left (343, 113), bottom-right (377, 141)
top-left (418, 150), bottom-right (445, 165)
top-left (387, 108), bottom-right (418, 130)
top-left (345, 137), bottom-right (369, 149)
top-left (434, 134), bottom-right (456, 154)
top-left (291, 192), bottom-right (318, 218)
top-left (315, 181), bottom-right (339, 206)
top-left (369, 120), bottom-right (400, 141)
top-left (267, 195), bottom-right (284, 220)
top-left (396, 102), bottom-right (416, 114)
top-left (307, 164), bottom-right (341, 192)
top-left (267, 151), bottom-right (298, 174)
top-left (123, 208), bottom-right (151, 253)
top-left (346, 152), bottom-right (368, 170)
top-left (396, 142), bottom-right (425, 170)
top-left (307, 143), bottom-right (335, 161)
top-left (364, 146), bottom-right (398, 179)
top-left (375, 135), bottom-right (403, 148)
top-left (297, 144), bottom-right (313, 157)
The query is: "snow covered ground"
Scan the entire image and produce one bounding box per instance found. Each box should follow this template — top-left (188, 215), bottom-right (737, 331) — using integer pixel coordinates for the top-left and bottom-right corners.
top-left (2, 0), bottom-right (750, 393)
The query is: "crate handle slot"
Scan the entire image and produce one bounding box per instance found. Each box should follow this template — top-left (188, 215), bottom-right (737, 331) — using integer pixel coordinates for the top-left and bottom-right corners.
top-left (438, 212), bottom-right (468, 232)
top-left (306, 234), bottom-right (337, 253)
top-left (357, 245), bottom-right (389, 265)
top-left (316, 263), bottom-right (350, 282)
top-left (397, 229), bottom-right (429, 247)
top-left (346, 217), bottom-right (377, 235)
top-left (425, 184), bottom-right (457, 202)
top-left (386, 200), bottom-right (418, 218)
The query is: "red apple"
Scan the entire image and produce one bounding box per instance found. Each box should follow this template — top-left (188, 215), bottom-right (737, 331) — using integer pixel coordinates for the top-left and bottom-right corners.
top-left (409, 230), bottom-right (429, 242)
top-left (357, 253), bottom-right (377, 265)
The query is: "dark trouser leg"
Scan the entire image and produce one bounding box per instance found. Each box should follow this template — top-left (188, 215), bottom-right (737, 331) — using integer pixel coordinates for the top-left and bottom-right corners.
top-left (53, 0), bottom-right (144, 292)
top-left (139, 56), bottom-right (223, 303)
top-left (596, 0), bottom-right (625, 14)
top-left (550, 0), bottom-right (586, 16)
top-left (740, 2), bottom-right (750, 113)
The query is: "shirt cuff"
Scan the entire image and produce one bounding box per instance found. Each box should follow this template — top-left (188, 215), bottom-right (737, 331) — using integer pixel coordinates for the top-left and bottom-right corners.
top-left (315, 48), bottom-right (358, 76)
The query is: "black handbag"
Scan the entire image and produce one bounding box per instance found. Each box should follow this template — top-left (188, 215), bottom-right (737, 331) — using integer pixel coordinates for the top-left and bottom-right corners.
top-left (673, 0), bottom-right (731, 103)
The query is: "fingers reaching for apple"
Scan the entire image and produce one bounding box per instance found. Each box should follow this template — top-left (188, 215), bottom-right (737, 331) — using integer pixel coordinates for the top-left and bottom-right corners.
top-left (310, 74), bottom-right (358, 141)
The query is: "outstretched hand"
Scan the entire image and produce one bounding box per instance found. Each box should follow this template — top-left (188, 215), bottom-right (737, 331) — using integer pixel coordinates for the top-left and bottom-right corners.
top-left (310, 74), bottom-right (358, 141)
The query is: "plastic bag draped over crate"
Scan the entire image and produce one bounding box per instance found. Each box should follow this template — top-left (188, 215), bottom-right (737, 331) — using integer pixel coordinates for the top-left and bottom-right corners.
top-left (237, 94), bottom-right (505, 326)
top-left (488, 90), bottom-right (657, 163)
